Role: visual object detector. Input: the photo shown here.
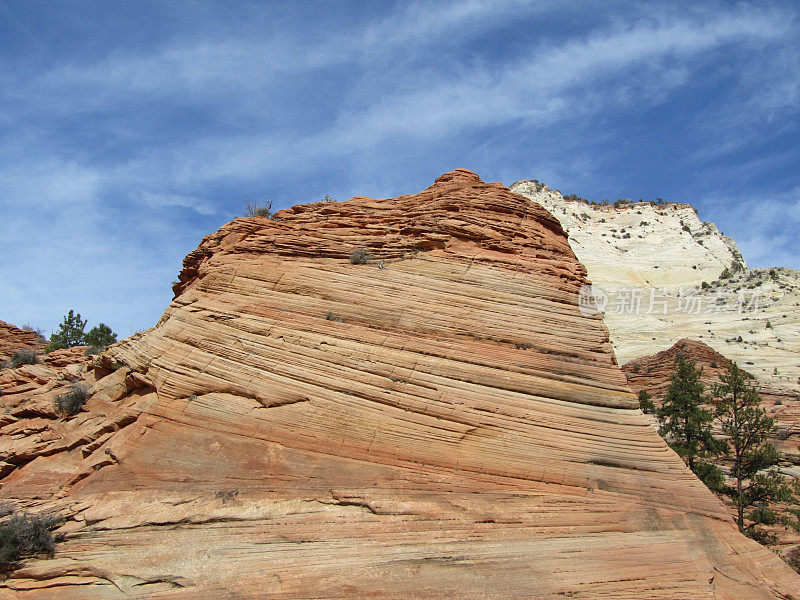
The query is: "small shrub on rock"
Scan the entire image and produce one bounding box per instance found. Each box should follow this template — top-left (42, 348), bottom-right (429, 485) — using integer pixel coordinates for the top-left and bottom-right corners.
top-left (53, 383), bottom-right (89, 417)
top-left (637, 390), bottom-right (655, 414)
top-left (9, 349), bottom-right (38, 367)
top-left (83, 323), bottom-right (117, 349)
top-left (20, 324), bottom-right (46, 340)
top-left (349, 249), bottom-right (371, 265)
top-left (243, 200), bottom-right (274, 218)
top-left (693, 461), bottom-right (724, 492)
top-left (0, 512), bottom-right (60, 571)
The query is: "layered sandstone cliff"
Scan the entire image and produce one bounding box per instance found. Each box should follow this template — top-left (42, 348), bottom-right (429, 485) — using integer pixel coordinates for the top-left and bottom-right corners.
top-left (509, 180), bottom-right (800, 400)
top-left (1, 170), bottom-right (799, 598)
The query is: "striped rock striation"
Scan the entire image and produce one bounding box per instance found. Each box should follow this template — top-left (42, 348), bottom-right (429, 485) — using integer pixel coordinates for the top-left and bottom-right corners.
top-left (622, 338), bottom-right (736, 404)
top-left (0, 322), bottom-right (43, 362)
top-left (1, 170), bottom-right (799, 598)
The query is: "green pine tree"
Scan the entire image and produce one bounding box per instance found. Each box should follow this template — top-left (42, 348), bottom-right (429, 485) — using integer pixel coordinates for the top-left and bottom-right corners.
top-left (638, 389), bottom-right (656, 414)
top-left (714, 361), bottom-right (798, 537)
top-left (657, 355), bottom-right (720, 473)
top-left (84, 323), bottom-right (117, 349)
top-left (46, 310), bottom-right (87, 351)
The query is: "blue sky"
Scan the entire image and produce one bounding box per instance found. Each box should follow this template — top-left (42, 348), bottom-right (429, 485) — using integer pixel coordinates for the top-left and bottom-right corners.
top-left (1, 0), bottom-right (798, 337)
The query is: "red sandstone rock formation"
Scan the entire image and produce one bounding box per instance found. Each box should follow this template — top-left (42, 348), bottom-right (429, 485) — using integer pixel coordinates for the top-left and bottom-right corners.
top-left (622, 338), bottom-right (732, 400)
top-left (0, 322), bottom-right (44, 362)
top-left (1, 171), bottom-right (798, 598)
top-left (623, 338), bottom-right (798, 435)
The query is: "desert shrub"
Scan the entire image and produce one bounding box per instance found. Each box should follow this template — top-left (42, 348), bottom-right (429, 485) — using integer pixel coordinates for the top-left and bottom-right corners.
top-left (244, 200), bottom-right (274, 218)
top-left (563, 193), bottom-right (589, 203)
top-left (20, 325), bottom-right (46, 341)
top-left (9, 349), bottom-right (38, 367)
top-left (701, 281), bottom-right (710, 290)
top-left (325, 312), bottom-right (346, 323)
top-left (0, 502), bottom-right (14, 518)
top-left (0, 512), bottom-right (59, 570)
top-left (637, 390), bottom-right (655, 414)
top-left (349, 249), bottom-right (371, 265)
top-left (750, 504), bottom-right (781, 526)
top-left (747, 527), bottom-right (778, 546)
top-left (53, 383), bottom-right (89, 417)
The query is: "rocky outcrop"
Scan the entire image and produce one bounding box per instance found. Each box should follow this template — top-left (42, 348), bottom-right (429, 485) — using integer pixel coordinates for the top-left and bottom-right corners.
top-left (0, 322), bottom-right (44, 362)
top-left (622, 338), bottom-right (734, 402)
top-left (622, 337), bottom-right (795, 408)
top-left (1, 170), bottom-right (799, 598)
top-left (510, 180), bottom-right (800, 404)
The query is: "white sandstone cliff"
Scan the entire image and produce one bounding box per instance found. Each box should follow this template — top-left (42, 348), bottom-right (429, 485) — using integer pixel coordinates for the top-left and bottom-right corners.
top-left (510, 179), bottom-right (800, 400)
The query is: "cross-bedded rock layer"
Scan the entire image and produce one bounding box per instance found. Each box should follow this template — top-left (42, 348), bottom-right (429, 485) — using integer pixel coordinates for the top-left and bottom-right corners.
top-left (1, 170), bottom-right (798, 598)
top-left (0, 322), bottom-right (43, 362)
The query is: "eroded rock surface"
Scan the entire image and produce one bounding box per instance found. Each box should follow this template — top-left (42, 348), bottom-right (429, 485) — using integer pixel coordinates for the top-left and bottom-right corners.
top-left (1, 170), bottom-right (799, 598)
top-left (0, 322), bottom-right (43, 362)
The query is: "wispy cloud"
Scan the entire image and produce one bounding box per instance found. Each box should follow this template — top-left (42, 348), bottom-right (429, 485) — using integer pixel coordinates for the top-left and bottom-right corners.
top-left (139, 191), bottom-right (217, 215)
top-left (703, 187), bottom-right (800, 268)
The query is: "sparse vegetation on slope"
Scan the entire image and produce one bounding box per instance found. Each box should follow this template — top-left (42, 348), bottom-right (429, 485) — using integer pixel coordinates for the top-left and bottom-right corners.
top-left (0, 511), bottom-right (61, 572)
top-left (53, 383), bottom-right (89, 417)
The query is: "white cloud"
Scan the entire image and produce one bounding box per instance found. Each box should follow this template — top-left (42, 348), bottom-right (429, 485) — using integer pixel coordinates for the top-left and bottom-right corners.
top-left (139, 191), bottom-right (218, 215)
top-left (92, 4), bottom-right (792, 187)
top-left (703, 189), bottom-right (800, 269)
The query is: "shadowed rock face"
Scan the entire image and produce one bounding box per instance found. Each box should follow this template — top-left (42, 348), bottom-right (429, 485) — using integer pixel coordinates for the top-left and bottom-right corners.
top-left (1, 170), bottom-right (799, 598)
